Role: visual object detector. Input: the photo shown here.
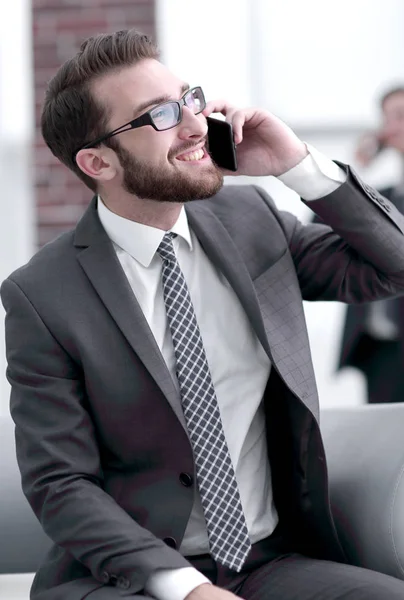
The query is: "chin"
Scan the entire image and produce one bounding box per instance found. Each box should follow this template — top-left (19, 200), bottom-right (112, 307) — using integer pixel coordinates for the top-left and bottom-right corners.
top-left (184, 176), bottom-right (224, 202)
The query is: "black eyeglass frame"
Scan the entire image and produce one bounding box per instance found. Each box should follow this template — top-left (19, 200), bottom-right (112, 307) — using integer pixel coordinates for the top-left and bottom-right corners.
top-left (73, 86), bottom-right (206, 162)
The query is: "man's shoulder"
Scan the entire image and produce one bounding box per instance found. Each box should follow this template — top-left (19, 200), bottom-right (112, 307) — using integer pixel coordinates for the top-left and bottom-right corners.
top-left (196, 183), bottom-right (278, 216)
top-left (188, 184), bottom-right (289, 258)
top-left (3, 229), bottom-right (77, 292)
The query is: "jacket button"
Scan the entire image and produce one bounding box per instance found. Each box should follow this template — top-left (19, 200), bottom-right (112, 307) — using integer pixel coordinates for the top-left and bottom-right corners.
top-left (164, 536), bottom-right (177, 549)
top-left (117, 576), bottom-right (130, 590)
top-left (179, 472), bottom-right (193, 487)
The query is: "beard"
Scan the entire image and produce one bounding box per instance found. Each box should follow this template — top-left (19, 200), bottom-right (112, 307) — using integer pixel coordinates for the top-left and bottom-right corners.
top-left (110, 139), bottom-right (224, 203)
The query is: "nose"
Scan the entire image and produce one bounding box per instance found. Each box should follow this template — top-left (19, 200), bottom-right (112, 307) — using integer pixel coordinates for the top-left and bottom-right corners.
top-left (177, 105), bottom-right (207, 140)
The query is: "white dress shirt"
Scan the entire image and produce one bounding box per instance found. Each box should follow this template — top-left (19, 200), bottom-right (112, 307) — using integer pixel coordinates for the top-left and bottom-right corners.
top-left (97, 147), bottom-right (346, 600)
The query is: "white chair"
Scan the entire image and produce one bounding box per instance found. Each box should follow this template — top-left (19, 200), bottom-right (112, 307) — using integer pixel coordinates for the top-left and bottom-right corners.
top-left (321, 403), bottom-right (404, 580)
top-left (0, 415), bottom-right (51, 599)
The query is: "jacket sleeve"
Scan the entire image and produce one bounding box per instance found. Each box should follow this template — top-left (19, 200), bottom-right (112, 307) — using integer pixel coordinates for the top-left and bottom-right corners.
top-left (255, 166), bottom-right (404, 303)
top-left (1, 277), bottom-right (191, 595)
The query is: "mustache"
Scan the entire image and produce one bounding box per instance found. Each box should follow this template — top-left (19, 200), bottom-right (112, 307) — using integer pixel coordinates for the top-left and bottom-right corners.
top-left (169, 137), bottom-right (207, 160)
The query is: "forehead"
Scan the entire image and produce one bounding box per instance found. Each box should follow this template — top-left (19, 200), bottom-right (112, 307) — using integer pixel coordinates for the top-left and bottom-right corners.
top-left (92, 58), bottom-right (184, 116)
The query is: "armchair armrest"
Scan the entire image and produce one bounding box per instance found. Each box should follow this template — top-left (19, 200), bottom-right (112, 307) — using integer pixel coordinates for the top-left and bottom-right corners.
top-left (0, 415), bottom-right (52, 574)
top-left (321, 404), bottom-right (404, 580)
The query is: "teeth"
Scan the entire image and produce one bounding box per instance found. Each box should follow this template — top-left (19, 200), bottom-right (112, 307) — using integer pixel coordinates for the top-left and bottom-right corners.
top-left (180, 148), bottom-right (204, 161)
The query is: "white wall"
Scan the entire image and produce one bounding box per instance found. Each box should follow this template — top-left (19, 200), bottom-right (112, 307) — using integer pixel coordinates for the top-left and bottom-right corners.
top-left (0, 0), bottom-right (35, 415)
top-left (156, 0), bottom-right (404, 408)
top-left (250, 0), bottom-right (404, 127)
top-left (157, 0), bottom-right (253, 106)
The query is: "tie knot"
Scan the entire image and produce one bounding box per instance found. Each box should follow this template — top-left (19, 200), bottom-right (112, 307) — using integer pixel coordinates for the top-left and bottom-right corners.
top-left (157, 232), bottom-right (177, 263)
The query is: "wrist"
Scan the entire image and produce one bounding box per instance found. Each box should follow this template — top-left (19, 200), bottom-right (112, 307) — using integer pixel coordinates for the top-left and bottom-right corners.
top-left (278, 142), bottom-right (309, 176)
top-left (185, 583), bottom-right (212, 600)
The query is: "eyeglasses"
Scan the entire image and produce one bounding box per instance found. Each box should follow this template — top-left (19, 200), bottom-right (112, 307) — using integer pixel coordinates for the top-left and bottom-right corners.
top-left (74, 86), bottom-right (206, 160)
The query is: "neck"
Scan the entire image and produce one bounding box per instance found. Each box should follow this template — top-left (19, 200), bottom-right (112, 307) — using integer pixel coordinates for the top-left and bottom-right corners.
top-left (99, 189), bottom-right (183, 231)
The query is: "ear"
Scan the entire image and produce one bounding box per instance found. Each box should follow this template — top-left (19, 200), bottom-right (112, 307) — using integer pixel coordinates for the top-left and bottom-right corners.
top-left (75, 148), bottom-right (118, 183)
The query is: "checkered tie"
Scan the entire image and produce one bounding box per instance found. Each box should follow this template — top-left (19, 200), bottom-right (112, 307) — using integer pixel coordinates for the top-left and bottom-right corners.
top-left (157, 233), bottom-right (251, 572)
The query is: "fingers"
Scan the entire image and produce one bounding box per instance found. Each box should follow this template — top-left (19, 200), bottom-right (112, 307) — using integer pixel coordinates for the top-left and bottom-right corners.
top-left (202, 100), bottom-right (245, 144)
top-left (226, 107), bottom-right (259, 145)
top-left (203, 99), bottom-right (235, 117)
top-left (230, 111), bottom-right (245, 145)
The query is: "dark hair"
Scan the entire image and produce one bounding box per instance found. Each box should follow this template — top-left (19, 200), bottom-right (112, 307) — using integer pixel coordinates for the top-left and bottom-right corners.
top-left (380, 85), bottom-right (404, 109)
top-left (41, 29), bottom-right (160, 192)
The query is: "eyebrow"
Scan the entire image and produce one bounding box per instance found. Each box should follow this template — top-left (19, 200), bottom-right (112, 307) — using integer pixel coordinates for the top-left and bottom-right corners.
top-left (133, 83), bottom-right (190, 117)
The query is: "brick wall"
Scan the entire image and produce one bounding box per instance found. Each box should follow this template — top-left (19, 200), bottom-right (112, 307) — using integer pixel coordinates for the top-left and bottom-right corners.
top-left (33, 0), bottom-right (156, 247)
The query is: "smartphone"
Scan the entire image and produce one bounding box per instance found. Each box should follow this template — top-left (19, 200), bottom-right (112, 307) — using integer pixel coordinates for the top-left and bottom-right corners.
top-left (206, 116), bottom-right (238, 171)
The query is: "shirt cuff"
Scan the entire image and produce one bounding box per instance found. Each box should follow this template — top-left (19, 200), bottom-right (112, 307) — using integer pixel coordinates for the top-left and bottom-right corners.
top-left (145, 567), bottom-right (212, 600)
top-left (277, 143), bottom-right (347, 201)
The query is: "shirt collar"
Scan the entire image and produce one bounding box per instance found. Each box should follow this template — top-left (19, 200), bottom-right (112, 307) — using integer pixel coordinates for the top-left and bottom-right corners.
top-left (97, 196), bottom-right (193, 267)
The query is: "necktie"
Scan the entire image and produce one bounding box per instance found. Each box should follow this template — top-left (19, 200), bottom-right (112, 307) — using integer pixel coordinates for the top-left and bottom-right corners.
top-left (157, 232), bottom-right (251, 571)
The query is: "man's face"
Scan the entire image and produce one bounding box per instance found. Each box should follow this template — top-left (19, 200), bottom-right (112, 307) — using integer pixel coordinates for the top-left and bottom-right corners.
top-left (91, 59), bottom-right (223, 202)
top-left (381, 91), bottom-right (404, 154)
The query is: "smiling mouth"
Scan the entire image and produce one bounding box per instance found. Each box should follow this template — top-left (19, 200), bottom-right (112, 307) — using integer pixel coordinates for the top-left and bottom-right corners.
top-left (176, 147), bottom-right (205, 162)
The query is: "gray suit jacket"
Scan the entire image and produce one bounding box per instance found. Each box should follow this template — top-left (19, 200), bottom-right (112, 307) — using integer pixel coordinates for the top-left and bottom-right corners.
top-left (312, 185), bottom-right (404, 376)
top-left (337, 186), bottom-right (404, 372)
top-left (3, 166), bottom-right (404, 599)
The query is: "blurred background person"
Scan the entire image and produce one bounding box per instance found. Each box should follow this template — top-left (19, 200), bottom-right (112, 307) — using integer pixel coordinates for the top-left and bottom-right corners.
top-left (313, 85), bottom-right (404, 404)
top-left (354, 87), bottom-right (404, 170)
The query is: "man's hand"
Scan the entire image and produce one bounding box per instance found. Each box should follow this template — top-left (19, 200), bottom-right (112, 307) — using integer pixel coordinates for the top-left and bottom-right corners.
top-left (203, 100), bottom-right (308, 177)
top-left (354, 131), bottom-right (384, 167)
top-left (185, 583), bottom-right (243, 600)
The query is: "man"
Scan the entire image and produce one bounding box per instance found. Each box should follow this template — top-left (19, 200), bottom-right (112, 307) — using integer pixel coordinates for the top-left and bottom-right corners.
top-left (3, 29), bottom-right (404, 600)
top-left (314, 86), bottom-right (404, 404)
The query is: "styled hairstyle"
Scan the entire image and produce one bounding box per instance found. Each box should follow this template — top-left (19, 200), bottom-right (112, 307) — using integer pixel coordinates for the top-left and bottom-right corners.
top-left (380, 85), bottom-right (404, 110)
top-left (41, 29), bottom-right (159, 191)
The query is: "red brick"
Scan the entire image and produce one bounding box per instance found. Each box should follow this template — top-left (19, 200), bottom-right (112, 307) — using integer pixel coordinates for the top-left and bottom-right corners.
top-left (33, 0), bottom-right (156, 246)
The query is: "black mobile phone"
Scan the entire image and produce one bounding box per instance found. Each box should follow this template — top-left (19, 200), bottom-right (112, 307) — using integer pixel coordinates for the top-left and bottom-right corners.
top-left (206, 116), bottom-right (238, 171)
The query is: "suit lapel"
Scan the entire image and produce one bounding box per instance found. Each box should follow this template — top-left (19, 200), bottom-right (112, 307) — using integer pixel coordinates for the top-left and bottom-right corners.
top-left (187, 203), bottom-right (313, 407)
top-left (74, 199), bottom-right (188, 432)
top-left (186, 204), bottom-right (273, 359)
